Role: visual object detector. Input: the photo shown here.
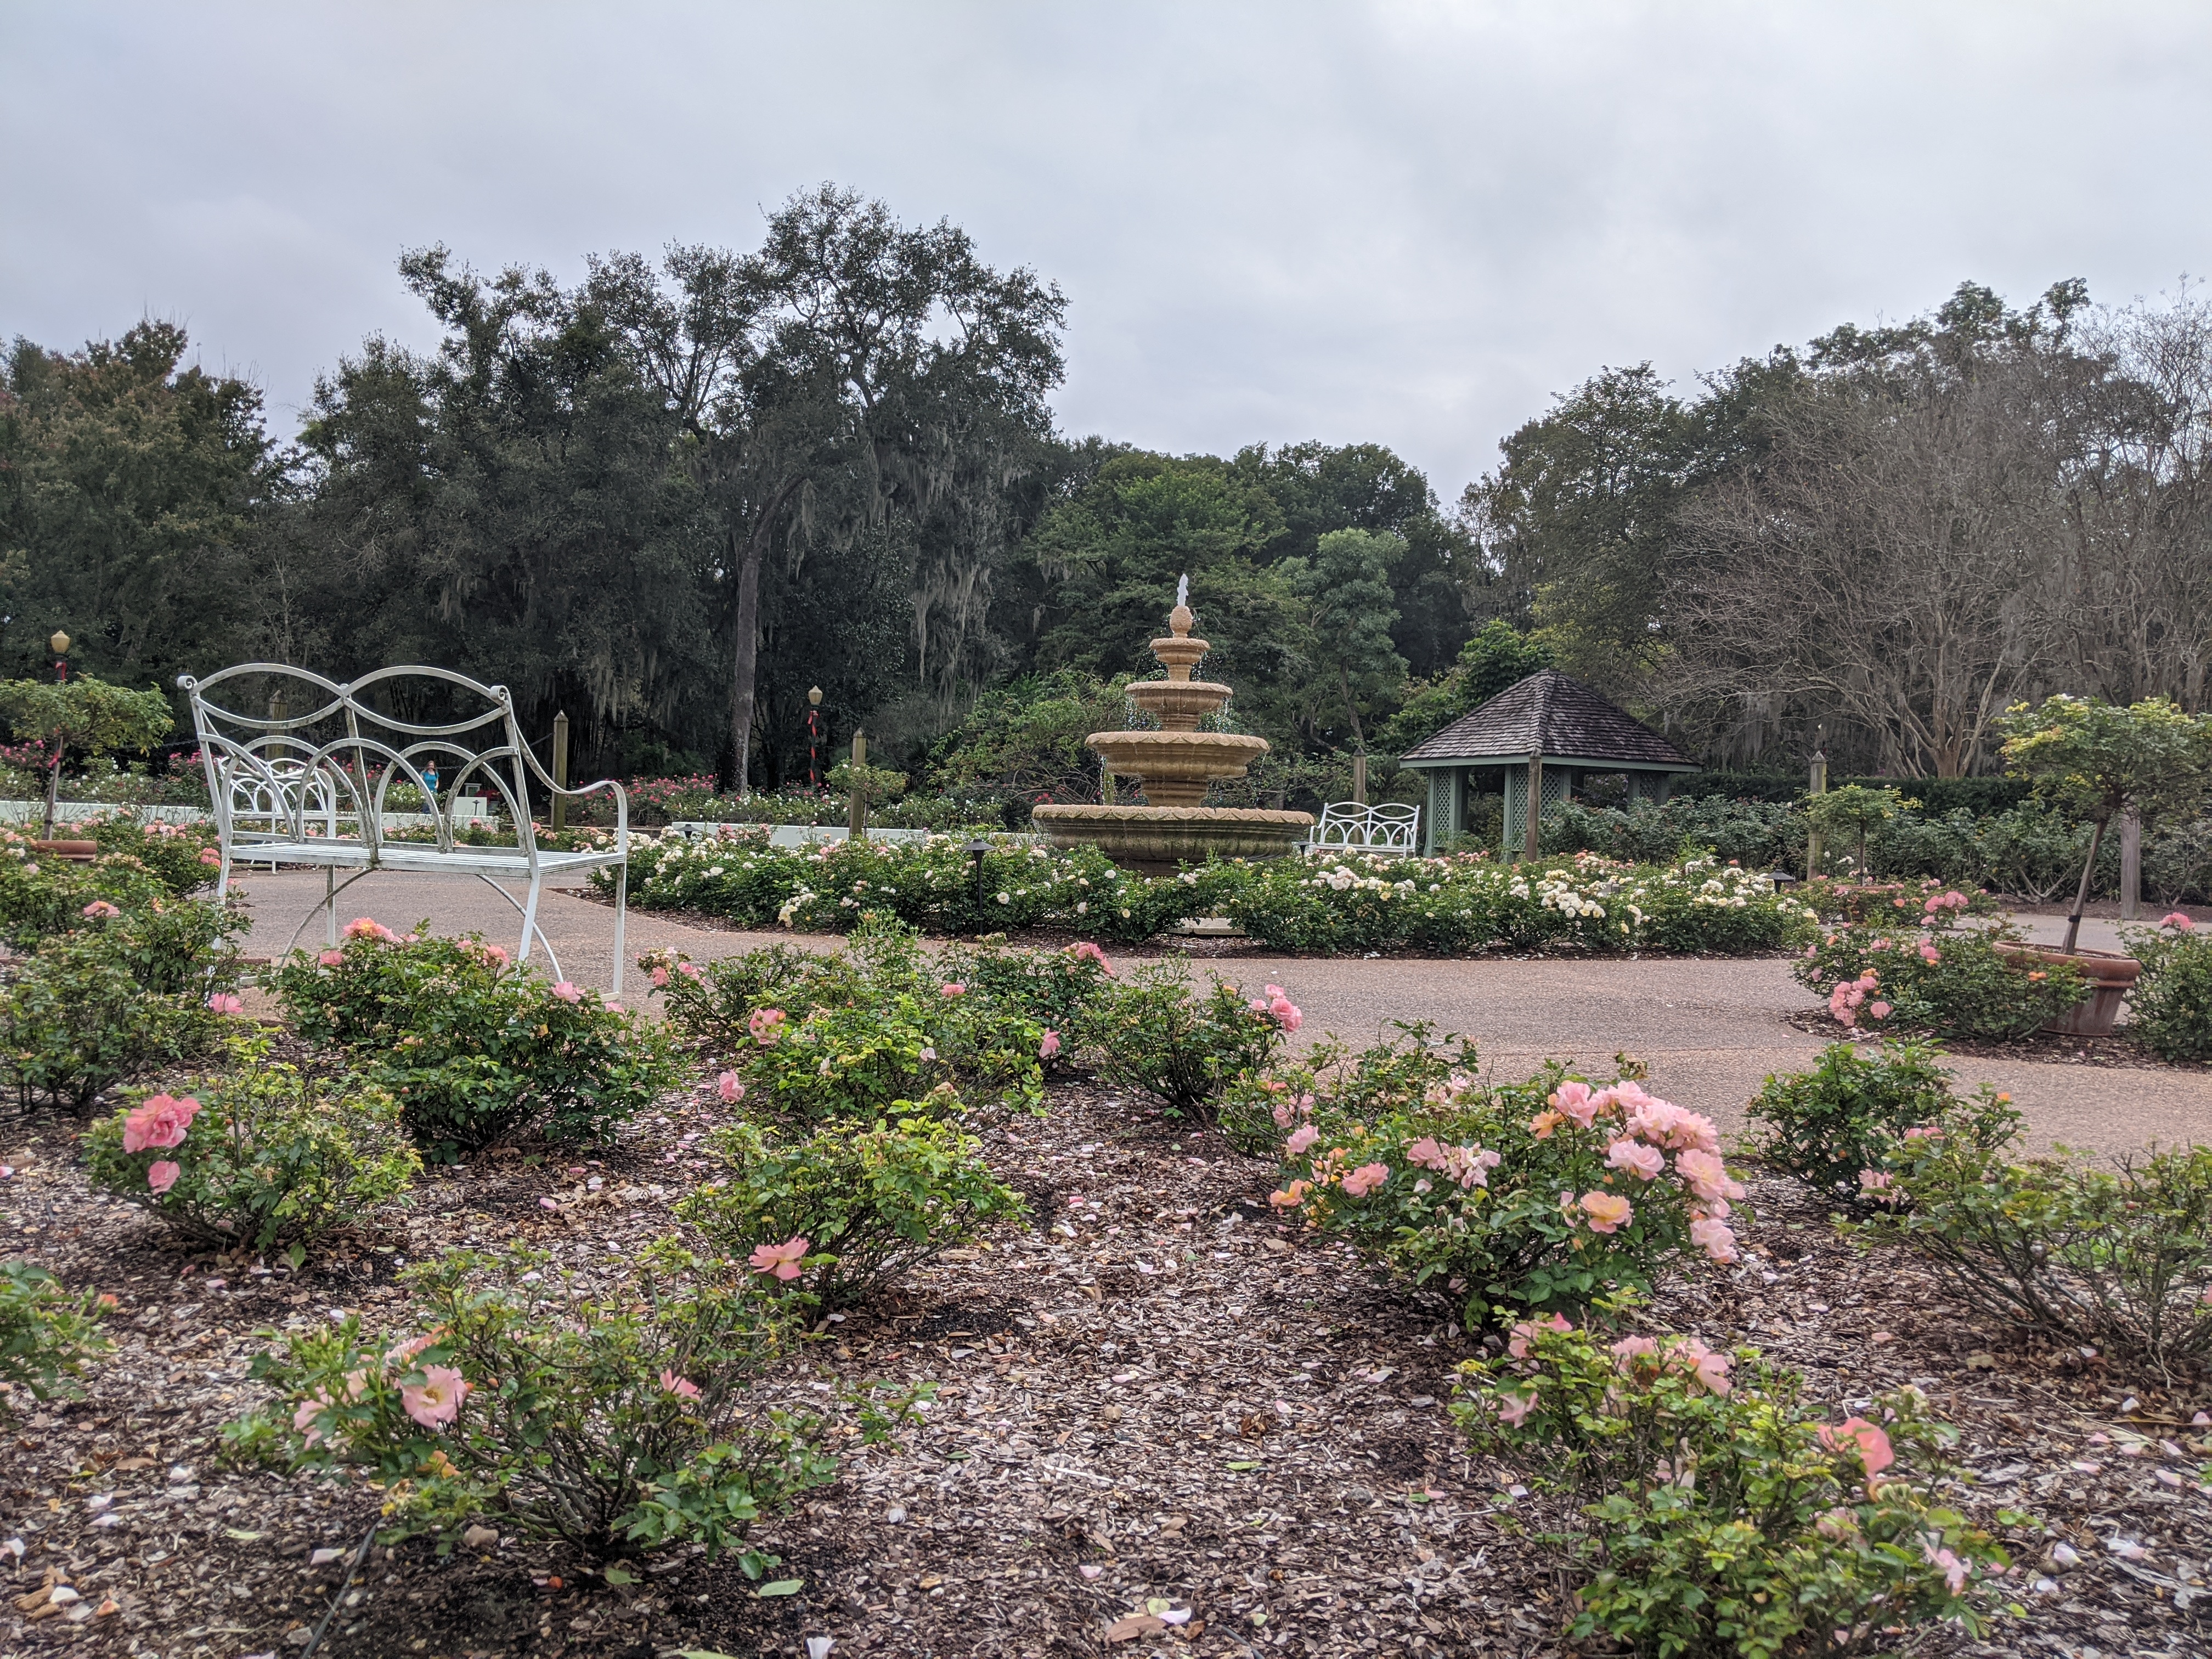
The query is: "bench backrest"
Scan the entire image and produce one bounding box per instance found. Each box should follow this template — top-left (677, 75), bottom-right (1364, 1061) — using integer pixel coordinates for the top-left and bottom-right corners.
top-left (1308, 800), bottom-right (1422, 855)
top-left (176, 664), bottom-right (566, 861)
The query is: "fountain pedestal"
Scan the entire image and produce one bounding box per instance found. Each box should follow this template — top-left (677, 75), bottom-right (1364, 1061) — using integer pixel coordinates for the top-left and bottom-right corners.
top-left (1031, 599), bottom-right (1312, 874)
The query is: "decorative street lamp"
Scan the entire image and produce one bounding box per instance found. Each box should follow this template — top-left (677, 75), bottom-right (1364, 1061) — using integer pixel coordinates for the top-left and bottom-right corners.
top-left (806, 686), bottom-right (825, 793)
top-left (49, 630), bottom-right (69, 683)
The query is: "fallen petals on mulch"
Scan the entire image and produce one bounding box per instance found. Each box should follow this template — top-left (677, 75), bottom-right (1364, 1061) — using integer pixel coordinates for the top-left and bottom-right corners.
top-left (5, 1071), bottom-right (2211, 1657)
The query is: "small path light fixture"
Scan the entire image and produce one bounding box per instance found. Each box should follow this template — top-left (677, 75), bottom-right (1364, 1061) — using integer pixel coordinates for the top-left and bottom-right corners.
top-left (964, 837), bottom-right (994, 919)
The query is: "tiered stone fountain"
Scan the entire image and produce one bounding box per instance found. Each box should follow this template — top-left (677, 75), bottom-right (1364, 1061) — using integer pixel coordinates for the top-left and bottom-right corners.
top-left (1032, 586), bottom-right (1312, 874)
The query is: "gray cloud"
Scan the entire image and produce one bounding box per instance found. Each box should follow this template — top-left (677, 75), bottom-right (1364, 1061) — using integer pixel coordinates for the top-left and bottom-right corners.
top-left (5, 0), bottom-right (2208, 493)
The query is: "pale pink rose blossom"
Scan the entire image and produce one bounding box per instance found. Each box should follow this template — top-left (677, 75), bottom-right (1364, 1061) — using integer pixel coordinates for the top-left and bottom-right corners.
top-left (550, 981), bottom-right (584, 1003)
top-left (402, 1365), bottom-right (471, 1428)
top-left (1690, 1216), bottom-right (1739, 1263)
top-left (1674, 1149), bottom-right (1744, 1205)
top-left (1922, 1542), bottom-right (1970, 1595)
top-left (1039, 1030), bottom-right (1061, 1060)
top-left (1496, 1390), bottom-right (1537, 1427)
top-left (650, 966), bottom-right (670, 987)
top-left (677, 961), bottom-right (704, 978)
top-left (1867, 1001), bottom-right (1893, 1019)
top-left (318, 948), bottom-right (345, 966)
top-left (1284, 1123), bottom-right (1320, 1155)
top-left (206, 992), bottom-right (245, 1016)
top-left (292, 1395), bottom-right (333, 1446)
top-left (2163, 911), bottom-right (2195, 932)
top-left (146, 1160), bottom-right (182, 1194)
top-left (1550, 1081), bottom-right (1601, 1129)
top-left (716, 1071), bottom-right (744, 1104)
top-left (1579, 1190), bottom-right (1633, 1233)
top-left (81, 900), bottom-right (121, 919)
top-left (659, 1368), bottom-right (703, 1400)
top-left (1610, 1335), bottom-right (1659, 1363)
top-left (198, 847), bottom-right (221, 866)
top-left (1606, 1139), bottom-right (1667, 1181)
top-left (342, 916), bottom-right (398, 942)
top-left (749, 1008), bottom-right (787, 1043)
top-left (1508, 1313), bottom-right (1573, 1357)
top-left (938, 982), bottom-right (966, 997)
top-left (1679, 1338), bottom-right (1733, 1395)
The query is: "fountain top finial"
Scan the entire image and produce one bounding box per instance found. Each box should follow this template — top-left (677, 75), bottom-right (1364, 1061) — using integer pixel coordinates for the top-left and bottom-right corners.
top-left (1167, 573), bottom-right (1194, 640)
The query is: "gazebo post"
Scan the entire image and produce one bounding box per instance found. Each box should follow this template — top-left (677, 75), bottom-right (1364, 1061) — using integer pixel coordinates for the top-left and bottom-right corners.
top-left (1523, 749), bottom-right (1543, 863)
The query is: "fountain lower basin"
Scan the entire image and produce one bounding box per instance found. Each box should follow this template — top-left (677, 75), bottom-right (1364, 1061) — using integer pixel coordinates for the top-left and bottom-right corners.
top-left (1032, 804), bottom-right (1313, 876)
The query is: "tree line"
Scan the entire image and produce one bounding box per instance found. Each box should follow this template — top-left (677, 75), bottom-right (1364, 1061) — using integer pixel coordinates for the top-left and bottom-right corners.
top-left (4, 184), bottom-right (2201, 793)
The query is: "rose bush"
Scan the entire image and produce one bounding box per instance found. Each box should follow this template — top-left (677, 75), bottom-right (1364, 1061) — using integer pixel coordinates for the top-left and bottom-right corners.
top-left (0, 1260), bottom-right (111, 1417)
top-left (0, 930), bottom-right (223, 1113)
top-left (1795, 901), bottom-right (2087, 1041)
top-left (2120, 913), bottom-right (2212, 1063)
top-left (1263, 1041), bottom-right (1745, 1322)
top-left (267, 922), bottom-right (684, 1158)
top-left (1743, 1040), bottom-right (2013, 1214)
top-left (678, 1113), bottom-right (1026, 1310)
top-left (1865, 1098), bottom-right (2212, 1367)
top-left (226, 1242), bottom-right (914, 1564)
top-left (86, 814), bottom-right (222, 898)
top-left (1090, 967), bottom-right (1301, 1122)
top-left (83, 1038), bottom-right (420, 1250)
top-left (1452, 1313), bottom-right (2005, 1657)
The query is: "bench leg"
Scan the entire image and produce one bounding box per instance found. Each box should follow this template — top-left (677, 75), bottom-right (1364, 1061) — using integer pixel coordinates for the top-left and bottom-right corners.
top-left (611, 864), bottom-right (627, 998)
top-left (518, 872), bottom-right (543, 974)
top-left (325, 867), bottom-right (338, 947)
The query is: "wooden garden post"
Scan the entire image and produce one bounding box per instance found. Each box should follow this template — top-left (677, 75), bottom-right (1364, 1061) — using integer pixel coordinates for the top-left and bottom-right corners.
top-left (550, 710), bottom-right (569, 832)
top-left (1524, 750), bottom-right (1543, 862)
top-left (849, 731), bottom-right (867, 842)
top-left (2120, 804), bottom-right (2142, 920)
top-left (1805, 746), bottom-right (1828, 880)
top-left (1352, 752), bottom-right (1368, 805)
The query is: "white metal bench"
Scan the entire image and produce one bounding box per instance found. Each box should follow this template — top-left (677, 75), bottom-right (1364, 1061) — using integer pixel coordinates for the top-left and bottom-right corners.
top-left (177, 664), bottom-right (632, 992)
top-left (1305, 800), bottom-right (1421, 857)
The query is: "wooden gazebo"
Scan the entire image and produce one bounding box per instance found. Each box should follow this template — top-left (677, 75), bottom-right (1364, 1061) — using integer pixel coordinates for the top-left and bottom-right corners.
top-left (1397, 669), bottom-right (1697, 855)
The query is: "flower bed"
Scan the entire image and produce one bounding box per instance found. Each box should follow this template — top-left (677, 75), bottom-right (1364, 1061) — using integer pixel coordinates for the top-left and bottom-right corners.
top-left (600, 837), bottom-right (1817, 958)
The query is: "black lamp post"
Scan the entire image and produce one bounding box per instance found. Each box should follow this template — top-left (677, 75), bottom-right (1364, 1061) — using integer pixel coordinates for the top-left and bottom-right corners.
top-left (964, 837), bottom-right (993, 923)
top-left (806, 686), bottom-right (824, 793)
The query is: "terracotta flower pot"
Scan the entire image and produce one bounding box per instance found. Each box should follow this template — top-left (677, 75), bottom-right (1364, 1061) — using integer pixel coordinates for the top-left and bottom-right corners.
top-left (1995, 943), bottom-right (2141, 1037)
top-left (28, 838), bottom-right (99, 864)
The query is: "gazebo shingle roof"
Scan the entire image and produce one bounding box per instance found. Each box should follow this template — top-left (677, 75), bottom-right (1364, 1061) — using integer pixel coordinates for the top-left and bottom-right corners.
top-left (1399, 669), bottom-right (1694, 769)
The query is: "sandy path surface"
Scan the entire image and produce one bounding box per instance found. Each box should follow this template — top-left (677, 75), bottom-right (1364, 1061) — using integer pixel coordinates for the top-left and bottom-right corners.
top-left (228, 867), bottom-right (2212, 1158)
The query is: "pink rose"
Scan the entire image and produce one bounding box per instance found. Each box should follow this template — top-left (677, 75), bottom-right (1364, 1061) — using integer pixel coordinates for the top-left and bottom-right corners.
top-left (318, 949), bottom-right (345, 967)
top-left (206, 992), bottom-right (245, 1016)
top-left (81, 900), bottom-right (121, 920)
top-left (1496, 1389), bottom-right (1537, 1427)
top-left (1550, 1081), bottom-right (1600, 1129)
top-left (1039, 1029), bottom-right (1062, 1060)
top-left (749, 1008), bottom-right (787, 1044)
top-left (1606, 1139), bottom-right (1667, 1181)
top-left (659, 1368), bottom-right (703, 1400)
top-left (678, 961), bottom-right (704, 977)
top-left (748, 1236), bottom-right (810, 1281)
top-left (1690, 1216), bottom-right (1739, 1263)
top-left (146, 1160), bottom-right (182, 1194)
top-left (198, 848), bottom-right (221, 866)
top-left (1508, 1312), bottom-right (1573, 1357)
top-left (1340, 1163), bottom-right (1389, 1198)
top-left (2163, 911), bottom-right (2195, 932)
top-left (939, 982), bottom-right (966, 998)
top-left (1579, 1190), bottom-right (1633, 1233)
top-left (122, 1094), bottom-right (202, 1153)
top-left (550, 981), bottom-right (584, 1003)
top-left (650, 966), bottom-right (670, 987)
top-left (716, 1071), bottom-right (744, 1104)
top-left (1284, 1123), bottom-right (1320, 1156)
top-left (401, 1365), bottom-right (471, 1429)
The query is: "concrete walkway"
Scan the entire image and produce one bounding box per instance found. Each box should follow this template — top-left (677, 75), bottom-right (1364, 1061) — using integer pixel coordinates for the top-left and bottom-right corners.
top-left (225, 868), bottom-right (2212, 1159)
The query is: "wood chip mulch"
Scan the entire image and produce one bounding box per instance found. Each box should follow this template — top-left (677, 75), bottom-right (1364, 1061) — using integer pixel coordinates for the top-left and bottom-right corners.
top-left (5, 1070), bottom-right (2211, 1658)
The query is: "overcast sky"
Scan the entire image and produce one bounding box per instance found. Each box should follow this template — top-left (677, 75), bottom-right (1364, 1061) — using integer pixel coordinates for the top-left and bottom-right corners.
top-left (4, 1), bottom-right (2209, 495)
